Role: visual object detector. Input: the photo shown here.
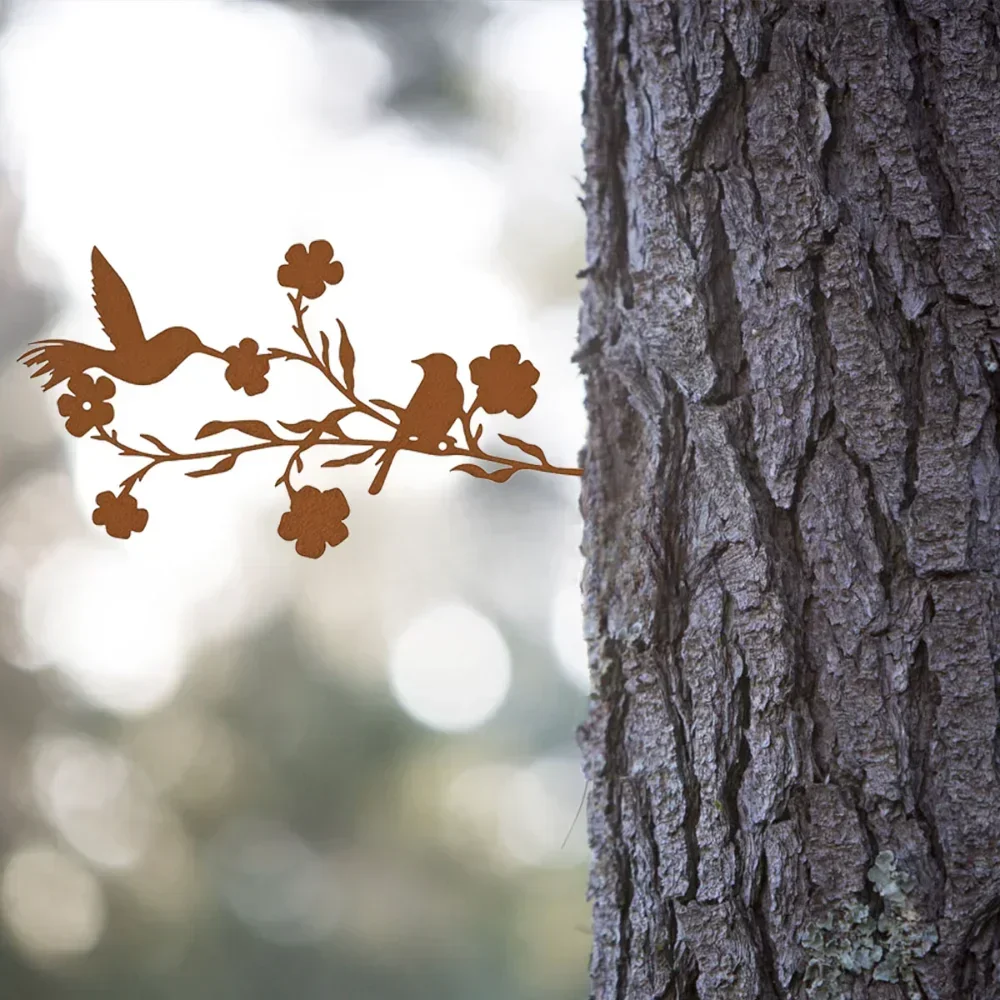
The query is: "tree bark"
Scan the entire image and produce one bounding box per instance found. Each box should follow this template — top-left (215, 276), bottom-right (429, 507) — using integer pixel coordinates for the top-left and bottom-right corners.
top-left (575, 2), bottom-right (1000, 998)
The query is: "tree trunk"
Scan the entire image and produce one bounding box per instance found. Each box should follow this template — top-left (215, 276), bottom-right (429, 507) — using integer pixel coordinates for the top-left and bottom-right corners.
top-left (575, 3), bottom-right (1000, 998)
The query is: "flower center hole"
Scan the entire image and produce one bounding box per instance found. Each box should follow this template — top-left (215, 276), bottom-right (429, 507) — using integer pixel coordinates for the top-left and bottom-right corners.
top-left (81, 401), bottom-right (92, 410)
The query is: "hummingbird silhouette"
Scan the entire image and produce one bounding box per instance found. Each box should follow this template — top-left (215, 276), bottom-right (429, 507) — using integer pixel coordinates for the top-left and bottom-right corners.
top-left (368, 353), bottom-right (466, 495)
top-left (18, 247), bottom-right (225, 391)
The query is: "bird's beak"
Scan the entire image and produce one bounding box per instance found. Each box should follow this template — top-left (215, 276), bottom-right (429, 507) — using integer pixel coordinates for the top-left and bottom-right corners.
top-left (411, 356), bottom-right (428, 366)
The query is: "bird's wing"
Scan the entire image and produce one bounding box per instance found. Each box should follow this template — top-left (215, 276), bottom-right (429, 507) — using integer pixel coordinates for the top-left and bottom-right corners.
top-left (91, 247), bottom-right (145, 348)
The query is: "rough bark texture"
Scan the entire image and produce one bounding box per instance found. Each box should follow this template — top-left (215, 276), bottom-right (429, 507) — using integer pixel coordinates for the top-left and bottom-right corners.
top-left (575, 2), bottom-right (1000, 998)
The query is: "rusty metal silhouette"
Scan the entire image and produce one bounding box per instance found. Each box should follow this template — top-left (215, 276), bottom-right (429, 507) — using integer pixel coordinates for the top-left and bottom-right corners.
top-left (19, 241), bottom-right (582, 558)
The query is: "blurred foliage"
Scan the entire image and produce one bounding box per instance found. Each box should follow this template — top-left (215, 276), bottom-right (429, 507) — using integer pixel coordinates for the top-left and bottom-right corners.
top-left (0, 2), bottom-right (591, 998)
top-left (262, 0), bottom-right (491, 125)
top-left (0, 612), bottom-right (591, 999)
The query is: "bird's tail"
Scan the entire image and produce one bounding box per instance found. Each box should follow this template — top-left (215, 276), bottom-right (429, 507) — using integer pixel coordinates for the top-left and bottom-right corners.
top-left (17, 340), bottom-right (91, 391)
top-left (368, 445), bottom-right (399, 495)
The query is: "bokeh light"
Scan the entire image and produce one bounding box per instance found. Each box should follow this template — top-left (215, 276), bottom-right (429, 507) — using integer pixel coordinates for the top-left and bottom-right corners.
top-left (29, 733), bottom-right (157, 872)
top-left (20, 539), bottom-right (190, 715)
top-left (550, 577), bottom-right (590, 693)
top-left (388, 602), bottom-right (512, 732)
top-left (208, 817), bottom-right (340, 945)
top-left (1, 844), bottom-right (106, 962)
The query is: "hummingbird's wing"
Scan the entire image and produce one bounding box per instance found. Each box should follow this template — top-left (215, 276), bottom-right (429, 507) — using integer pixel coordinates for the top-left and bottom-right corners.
top-left (91, 247), bottom-right (145, 349)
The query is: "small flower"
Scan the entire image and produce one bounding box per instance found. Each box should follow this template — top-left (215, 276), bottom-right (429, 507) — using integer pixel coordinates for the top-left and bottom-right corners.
top-left (469, 344), bottom-right (540, 418)
top-left (57, 373), bottom-right (116, 436)
top-left (277, 240), bottom-right (344, 300)
top-left (92, 489), bottom-right (148, 540)
top-left (277, 485), bottom-right (350, 558)
top-left (223, 337), bottom-right (270, 395)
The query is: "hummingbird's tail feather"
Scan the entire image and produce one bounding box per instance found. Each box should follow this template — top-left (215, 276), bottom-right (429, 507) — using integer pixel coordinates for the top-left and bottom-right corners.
top-left (17, 339), bottom-right (91, 391)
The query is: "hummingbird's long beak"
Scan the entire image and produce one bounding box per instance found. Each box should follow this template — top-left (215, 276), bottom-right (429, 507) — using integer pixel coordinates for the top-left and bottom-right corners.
top-left (201, 344), bottom-right (228, 360)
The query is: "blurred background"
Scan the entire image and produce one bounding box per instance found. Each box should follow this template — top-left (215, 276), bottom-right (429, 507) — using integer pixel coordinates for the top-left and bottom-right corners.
top-left (0, 1), bottom-right (591, 997)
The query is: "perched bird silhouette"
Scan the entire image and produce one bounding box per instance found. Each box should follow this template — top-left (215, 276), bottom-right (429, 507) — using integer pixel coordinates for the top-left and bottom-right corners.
top-left (18, 247), bottom-right (225, 391)
top-left (368, 353), bottom-right (466, 495)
